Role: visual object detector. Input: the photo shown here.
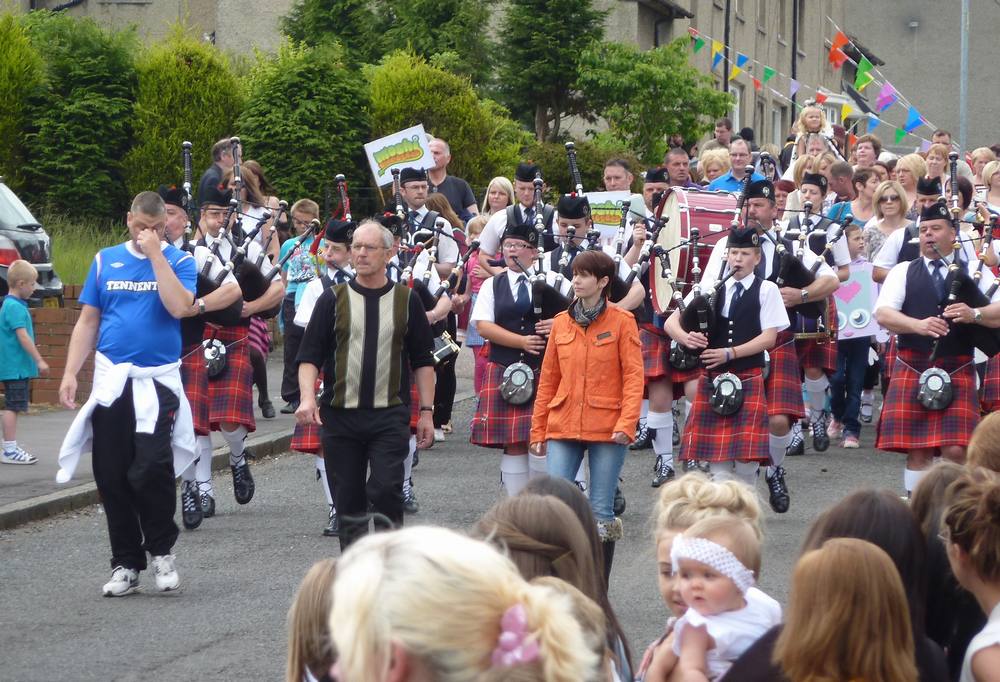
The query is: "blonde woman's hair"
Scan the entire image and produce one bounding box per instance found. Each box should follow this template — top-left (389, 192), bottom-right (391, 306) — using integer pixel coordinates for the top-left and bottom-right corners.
top-left (481, 176), bottom-right (515, 216)
top-left (286, 558), bottom-right (336, 682)
top-left (466, 213), bottom-right (489, 239)
top-left (792, 154), bottom-right (814, 187)
top-left (873, 180), bottom-right (910, 220)
top-left (971, 147), bottom-right (997, 168)
top-left (774, 538), bottom-right (918, 682)
top-left (981, 160), bottom-right (1000, 192)
top-left (329, 526), bottom-right (601, 682)
top-left (698, 148), bottom-right (731, 178)
top-left (807, 151), bottom-right (838, 176)
top-left (681, 514), bottom-right (762, 578)
top-left (896, 154), bottom-right (928, 184)
top-left (653, 472), bottom-right (763, 541)
top-left (968, 411), bottom-right (1000, 473)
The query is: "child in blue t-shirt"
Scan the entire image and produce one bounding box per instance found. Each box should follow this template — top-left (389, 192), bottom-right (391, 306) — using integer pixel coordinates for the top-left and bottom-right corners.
top-left (1, 260), bottom-right (49, 464)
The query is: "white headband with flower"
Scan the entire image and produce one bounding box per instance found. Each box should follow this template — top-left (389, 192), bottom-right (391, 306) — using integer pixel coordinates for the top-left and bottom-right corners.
top-left (670, 535), bottom-right (755, 594)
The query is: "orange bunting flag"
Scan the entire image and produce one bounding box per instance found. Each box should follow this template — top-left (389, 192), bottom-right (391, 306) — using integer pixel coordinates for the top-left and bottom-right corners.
top-left (752, 77), bottom-right (762, 91)
top-left (831, 31), bottom-right (849, 51)
top-left (848, 133), bottom-right (858, 148)
top-left (829, 48), bottom-right (848, 68)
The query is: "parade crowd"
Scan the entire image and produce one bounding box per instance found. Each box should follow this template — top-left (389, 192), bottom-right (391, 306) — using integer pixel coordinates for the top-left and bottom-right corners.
top-left (3, 112), bottom-right (1000, 682)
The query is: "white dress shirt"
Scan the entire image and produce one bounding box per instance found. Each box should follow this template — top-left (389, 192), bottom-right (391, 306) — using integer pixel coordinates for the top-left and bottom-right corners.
top-left (470, 269), bottom-right (573, 324)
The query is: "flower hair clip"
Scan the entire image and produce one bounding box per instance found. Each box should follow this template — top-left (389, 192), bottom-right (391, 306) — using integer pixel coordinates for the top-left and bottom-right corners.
top-left (491, 604), bottom-right (540, 668)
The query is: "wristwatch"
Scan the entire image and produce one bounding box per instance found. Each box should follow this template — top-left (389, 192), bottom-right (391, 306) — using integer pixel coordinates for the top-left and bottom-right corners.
top-left (419, 406), bottom-right (434, 412)
top-left (800, 289), bottom-right (809, 303)
top-left (197, 298), bottom-right (206, 315)
top-left (973, 308), bottom-right (983, 324)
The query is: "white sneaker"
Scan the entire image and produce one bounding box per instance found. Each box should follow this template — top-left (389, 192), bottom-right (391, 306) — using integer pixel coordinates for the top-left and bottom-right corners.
top-left (151, 554), bottom-right (180, 592)
top-left (1, 447), bottom-right (38, 465)
top-left (434, 427), bottom-right (446, 442)
top-left (102, 566), bottom-right (139, 597)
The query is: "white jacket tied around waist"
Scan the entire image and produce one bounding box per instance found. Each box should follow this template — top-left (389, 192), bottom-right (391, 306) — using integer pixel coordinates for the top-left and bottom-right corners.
top-left (57, 351), bottom-right (197, 483)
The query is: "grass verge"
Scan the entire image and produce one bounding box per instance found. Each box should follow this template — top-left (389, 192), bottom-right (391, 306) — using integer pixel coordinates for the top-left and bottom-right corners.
top-left (44, 215), bottom-right (126, 285)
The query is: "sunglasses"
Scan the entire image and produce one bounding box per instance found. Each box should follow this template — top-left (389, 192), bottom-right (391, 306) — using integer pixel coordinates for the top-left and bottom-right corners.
top-left (879, 195), bottom-right (901, 203)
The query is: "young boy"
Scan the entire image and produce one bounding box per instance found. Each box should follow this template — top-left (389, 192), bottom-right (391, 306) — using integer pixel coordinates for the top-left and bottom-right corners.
top-left (279, 198), bottom-right (321, 414)
top-left (1, 260), bottom-right (49, 464)
top-left (828, 223), bottom-right (873, 448)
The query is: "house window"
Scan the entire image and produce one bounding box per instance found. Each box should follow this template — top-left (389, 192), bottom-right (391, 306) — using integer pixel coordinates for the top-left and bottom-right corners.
top-left (731, 83), bottom-right (744, 128)
top-left (777, 0), bottom-right (787, 41)
top-left (757, 0), bottom-right (767, 28)
top-left (772, 106), bottom-right (787, 145)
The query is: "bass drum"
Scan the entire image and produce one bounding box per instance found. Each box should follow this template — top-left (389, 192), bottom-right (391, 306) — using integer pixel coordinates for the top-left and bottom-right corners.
top-left (650, 188), bottom-right (737, 315)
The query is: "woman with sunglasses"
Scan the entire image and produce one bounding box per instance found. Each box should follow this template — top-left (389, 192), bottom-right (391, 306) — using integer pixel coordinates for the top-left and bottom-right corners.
top-left (864, 180), bottom-right (913, 262)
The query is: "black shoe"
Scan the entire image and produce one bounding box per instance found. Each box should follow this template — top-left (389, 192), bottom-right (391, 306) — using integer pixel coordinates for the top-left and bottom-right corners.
top-left (683, 458), bottom-right (699, 473)
top-left (651, 456), bottom-right (676, 488)
top-left (231, 460), bottom-right (255, 504)
top-left (402, 479), bottom-right (419, 514)
top-left (766, 466), bottom-right (790, 513)
top-left (181, 480), bottom-right (203, 530)
top-left (323, 506), bottom-right (339, 537)
top-left (613, 483), bottom-right (627, 516)
top-left (786, 425), bottom-right (806, 457)
top-left (280, 400), bottom-right (299, 414)
top-left (200, 490), bottom-right (216, 518)
top-left (630, 424), bottom-right (653, 451)
top-left (811, 412), bottom-right (830, 452)
top-left (243, 446), bottom-right (258, 461)
top-left (259, 400), bottom-right (275, 419)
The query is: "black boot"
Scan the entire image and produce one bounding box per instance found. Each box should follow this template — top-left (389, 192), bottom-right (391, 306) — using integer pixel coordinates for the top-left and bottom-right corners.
top-left (630, 424), bottom-right (653, 450)
top-left (602, 540), bottom-right (617, 587)
top-left (598, 518), bottom-right (623, 587)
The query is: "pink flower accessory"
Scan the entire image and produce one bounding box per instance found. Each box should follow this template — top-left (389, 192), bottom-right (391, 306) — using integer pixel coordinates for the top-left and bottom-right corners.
top-left (490, 604), bottom-right (540, 668)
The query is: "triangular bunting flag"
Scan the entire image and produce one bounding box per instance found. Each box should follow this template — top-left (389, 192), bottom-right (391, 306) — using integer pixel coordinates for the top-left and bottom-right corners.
top-left (692, 36), bottom-right (706, 53)
top-left (829, 48), bottom-right (848, 69)
top-left (920, 139), bottom-right (932, 152)
top-left (711, 40), bottom-right (724, 70)
top-left (736, 53), bottom-right (749, 68)
top-left (752, 77), bottom-right (762, 91)
top-left (762, 66), bottom-right (776, 83)
top-left (876, 82), bottom-right (897, 112)
top-left (841, 103), bottom-right (853, 120)
top-left (894, 128), bottom-right (907, 145)
top-left (868, 114), bottom-right (880, 132)
top-left (687, 27), bottom-right (700, 38)
top-left (848, 133), bottom-right (858, 148)
top-left (854, 56), bottom-right (875, 91)
top-left (729, 66), bottom-right (742, 81)
top-left (789, 79), bottom-right (800, 97)
top-left (904, 106), bottom-right (924, 132)
top-left (815, 92), bottom-right (829, 105)
top-left (831, 30), bottom-right (849, 51)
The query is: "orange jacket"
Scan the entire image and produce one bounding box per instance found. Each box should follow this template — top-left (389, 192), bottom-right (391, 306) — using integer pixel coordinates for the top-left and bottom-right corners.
top-left (530, 304), bottom-right (644, 444)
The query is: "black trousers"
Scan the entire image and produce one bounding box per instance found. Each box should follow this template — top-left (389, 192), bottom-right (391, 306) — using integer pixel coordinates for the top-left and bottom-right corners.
top-left (281, 294), bottom-right (303, 404)
top-left (433, 313), bottom-right (460, 427)
top-left (319, 404), bottom-right (409, 550)
top-left (91, 379), bottom-right (179, 571)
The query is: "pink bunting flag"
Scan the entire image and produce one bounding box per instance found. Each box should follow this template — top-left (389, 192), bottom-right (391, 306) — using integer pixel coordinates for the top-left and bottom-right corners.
top-left (876, 82), bottom-right (898, 112)
top-left (789, 79), bottom-right (800, 98)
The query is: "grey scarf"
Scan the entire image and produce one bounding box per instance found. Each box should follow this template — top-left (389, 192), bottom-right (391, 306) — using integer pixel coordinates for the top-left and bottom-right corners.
top-left (571, 297), bottom-right (607, 328)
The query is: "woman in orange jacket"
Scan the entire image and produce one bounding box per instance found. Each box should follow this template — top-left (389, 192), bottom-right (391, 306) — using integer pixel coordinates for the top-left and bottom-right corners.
top-left (530, 250), bottom-right (644, 577)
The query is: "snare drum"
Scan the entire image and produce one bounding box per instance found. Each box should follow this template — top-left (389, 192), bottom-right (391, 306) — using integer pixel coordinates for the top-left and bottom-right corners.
top-left (651, 188), bottom-right (737, 314)
top-left (792, 297), bottom-right (838, 341)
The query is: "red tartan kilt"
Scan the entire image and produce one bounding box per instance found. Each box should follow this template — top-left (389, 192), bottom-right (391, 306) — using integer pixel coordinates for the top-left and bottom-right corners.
top-left (765, 332), bottom-right (805, 420)
top-left (981, 354), bottom-right (1000, 413)
top-left (875, 349), bottom-right (980, 452)
top-left (205, 323), bottom-right (256, 433)
top-left (180, 343), bottom-right (210, 436)
top-left (471, 361), bottom-right (533, 447)
top-left (291, 422), bottom-right (321, 454)
top-left (672, 365), bottom-right (704, 386)
top-left (683, 370), bottom-right (770, 463)
top-left (640, 328), bottom-right (670, 381)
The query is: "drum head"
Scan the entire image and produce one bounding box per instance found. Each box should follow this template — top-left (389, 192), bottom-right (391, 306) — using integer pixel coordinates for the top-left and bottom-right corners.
top-left (651, 189), bottom-right (685, 315)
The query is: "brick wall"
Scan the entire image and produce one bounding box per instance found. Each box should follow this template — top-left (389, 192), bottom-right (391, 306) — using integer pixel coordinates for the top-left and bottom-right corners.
top-left (29, 285), bottom-right (93, 405)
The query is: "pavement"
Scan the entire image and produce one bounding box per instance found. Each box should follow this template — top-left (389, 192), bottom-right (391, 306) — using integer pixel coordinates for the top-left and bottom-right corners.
top-left (0, 344), bottom-right (908, 680)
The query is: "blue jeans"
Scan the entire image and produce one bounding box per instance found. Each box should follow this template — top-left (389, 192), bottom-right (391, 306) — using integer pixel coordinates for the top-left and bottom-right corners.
top-left (831, 337), bottom-right (871, 437)
top-left (546, 440), bottom-right (626, 521)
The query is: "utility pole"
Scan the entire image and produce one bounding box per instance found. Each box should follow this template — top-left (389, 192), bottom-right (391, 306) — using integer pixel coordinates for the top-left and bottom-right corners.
top-left (959, 0), bottom-right (969, 151)
top-left (791, 0), bottom-right (799, 106)
top-left (723, 0), bottom-right (732, 92)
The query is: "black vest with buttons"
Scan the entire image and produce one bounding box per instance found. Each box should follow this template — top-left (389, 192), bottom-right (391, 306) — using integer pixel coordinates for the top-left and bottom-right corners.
top-left (898, 257), bottom-right (974, 357)
top-left (896, 223), bottom-right (921, 264)
top-left (708, 276), bottom-right (766, 372)
top-left (488, 271), bottom-right (540, 368)
top-left (506, 204), bottom-right (557, 252)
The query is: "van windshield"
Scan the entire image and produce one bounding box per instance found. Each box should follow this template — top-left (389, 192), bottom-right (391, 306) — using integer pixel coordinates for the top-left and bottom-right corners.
top-left (0, 184), bottom-right (39, 229)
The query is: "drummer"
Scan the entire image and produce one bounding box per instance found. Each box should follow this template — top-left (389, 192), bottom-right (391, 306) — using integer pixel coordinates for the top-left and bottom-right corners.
top-left (700, 180), bottom-right (839, 513)
top-left (664, 225), bottom-right (788, 470)
top-left (874, 201), bottom-right (1000, 496)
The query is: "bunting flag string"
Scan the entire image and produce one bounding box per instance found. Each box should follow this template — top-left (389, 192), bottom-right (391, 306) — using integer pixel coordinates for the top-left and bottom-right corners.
top-left (685, 25), bottom-right (940, 149)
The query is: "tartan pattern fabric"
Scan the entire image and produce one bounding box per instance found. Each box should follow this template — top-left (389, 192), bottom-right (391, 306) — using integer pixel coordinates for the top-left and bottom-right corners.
top-left (884, 335), bottom-right (898, 383)
top-left (765, 332), bottom-right (806, 420)
top-left (876, 349), bottom-right (980, 452)
top-left (470, 361), bottom-right (533, 447)
top-left (640, 328), bottom-right (670, 381)
top-left (291, 423), bottom-right (321, 454)
top-left (982, 354), bottom-right (1000, 413)
top-left (672, 364), bottom-right (704, 386)
top-left (205, 323), bottom-right (256, 433)
top-left (180, 343), bottom-right (210, 436)
top-left (793, 297), bottom-right (839, 372)
top-left (683, 370), bottom-right (770, 463)
top-left (247, 316), bottom-right (270, 359)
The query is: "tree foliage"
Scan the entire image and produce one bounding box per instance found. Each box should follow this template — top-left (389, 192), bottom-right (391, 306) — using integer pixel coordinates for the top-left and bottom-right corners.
top-left (0, 14), bottom-right (45, 191)
top-left (237, 40), bottom-right (370, 206)
top-left (123, 25), bottom-right (245, 198)
top-left (281, 0), bottom-right (384, 63)
top-left (577, 39), bottom-right (733, 164)
top-left (20, 11), bottom-right (138, 219)
top-left (368, 51), bottom-right (529, 194)
top-left (520, 139), bottom-right (642, 196)
top-left (497, 0), bottom-right (605, 142)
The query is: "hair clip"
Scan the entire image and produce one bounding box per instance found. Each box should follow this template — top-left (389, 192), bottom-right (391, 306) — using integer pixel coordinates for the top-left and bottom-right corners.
top-left (491, 604), bottom-right (540, 668)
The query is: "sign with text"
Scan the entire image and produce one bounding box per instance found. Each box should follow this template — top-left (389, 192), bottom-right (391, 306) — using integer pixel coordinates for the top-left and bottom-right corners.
top-left (584, 191), bottom-right (644, 251)
top-left (364, 124), bottom-right (434, 186)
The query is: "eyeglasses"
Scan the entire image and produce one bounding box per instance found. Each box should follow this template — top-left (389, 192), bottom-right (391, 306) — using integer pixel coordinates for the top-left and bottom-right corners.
top-left (351, 243), bottom-right (386, 252)
top-left (879, 195), bottom-right (901, 203)
top-left (502, 241), bottom-right (533, 251)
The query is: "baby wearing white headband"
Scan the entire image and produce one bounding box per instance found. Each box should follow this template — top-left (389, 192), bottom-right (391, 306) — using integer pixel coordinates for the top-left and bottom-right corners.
top-left (669, 515), bottom-right (782, 681)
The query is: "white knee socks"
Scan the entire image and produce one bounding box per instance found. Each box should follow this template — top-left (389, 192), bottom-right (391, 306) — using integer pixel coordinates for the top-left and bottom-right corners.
top-left (222, 426), bottom-right (248, 466)
top-left (647, 410), bottom-right (674, 467)
top-left (315, 456), bottom-right (334, 507)
top-left (529, 453), bottom-right (548, 480)
top-left (194, 435), bottom-right (214, 496)
top-left (501, 455), bottom-right (529, 496)
top-left (767, 432), bottom-right (792, 476)
top-left (732, 461), bottom-right (759, 485)
top-left (804, 375), bottom-right (829, 417)
top-left (904, 468), bottom-right (926, 496)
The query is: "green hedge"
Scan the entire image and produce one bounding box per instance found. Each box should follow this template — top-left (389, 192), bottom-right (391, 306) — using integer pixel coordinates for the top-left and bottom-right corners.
top-left (520, 139), bottom-right (643, 196)
top-left (0, 14), bottom-right (44, 191)
top-left (123, 26), bottom-right (245, 198)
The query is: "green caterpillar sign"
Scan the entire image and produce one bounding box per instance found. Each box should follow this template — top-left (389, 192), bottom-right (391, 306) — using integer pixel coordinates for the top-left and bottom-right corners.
top-left (364, 124), bottom-right (435, 186)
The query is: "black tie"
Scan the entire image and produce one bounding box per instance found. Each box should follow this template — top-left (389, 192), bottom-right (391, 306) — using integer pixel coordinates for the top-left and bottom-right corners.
top-left (409, 210), bottom-right (420, 231)
top-left (730, 283), bottom-right (743, 314)
top-left (515, 275), bottom-right (531, 314)
top-left (931, 260), bottom-right (947, 299)
top-left (523, 207), bottom-right (535, 224)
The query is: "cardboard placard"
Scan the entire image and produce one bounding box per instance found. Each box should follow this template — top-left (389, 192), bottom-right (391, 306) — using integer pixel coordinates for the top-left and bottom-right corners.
top-left (364, 124), bottom-right (434, 186)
